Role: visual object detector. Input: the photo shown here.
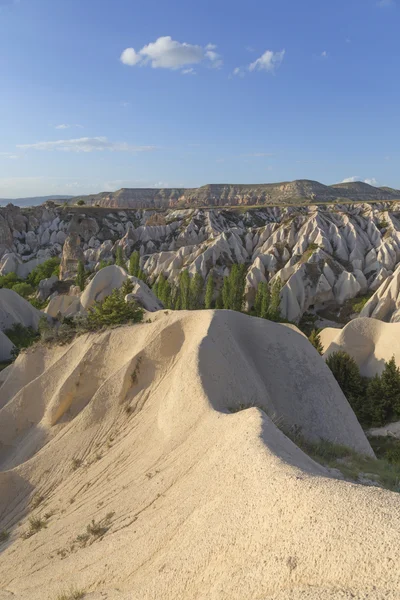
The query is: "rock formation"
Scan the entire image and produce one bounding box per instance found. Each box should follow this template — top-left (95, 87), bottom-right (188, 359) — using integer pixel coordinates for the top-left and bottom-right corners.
top-left (2, 311), bottom-right (400, 599)
top-left (2, 201), bottom-right (400, 323)
top-left (321, 317), bottom-right (400, 377)
top-left (69, 179), bottom-right (400, 209)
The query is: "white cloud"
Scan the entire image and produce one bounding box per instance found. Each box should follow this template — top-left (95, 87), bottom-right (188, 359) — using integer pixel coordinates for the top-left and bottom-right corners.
top-left (243, 152), bottom-right (274, 157)
top-left (321, 51), bottom-right (328, 58)
top-left (55, 124), bottom-right (83, 130)
top-left (341, 176), bottom-right (378, 186)
top-left (232, 66), bottom-right (245, 77)
top-left (377, 0), bottom-right (395, 7)
top-left (0, 152), bottom-right (18, 159)
top-left (17, 137), bottom-right (156, 153)
top-left (182, 68), bottom-right (196, 75)
top-left (120, 36), bottom-right (222, 71)
top-left (120, 47), bottom-right (141, 66)
top-left (249, 49), bottom-right (285, 73)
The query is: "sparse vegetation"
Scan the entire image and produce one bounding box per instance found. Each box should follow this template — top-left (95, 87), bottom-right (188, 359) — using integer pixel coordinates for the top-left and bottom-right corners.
top-left (228, 403), bottom-right (400, 492)
top-left (0, 530), bottom-right (10, 543)
top-left (30, 492), bottom-right (45, 509)
top-left (22, 516), bottom-right (47, 539)
top-left (71, 457), bottom-right (83, 471)
top-left (5, 323), bottom-right (39, 357)
top-left (326, 352), bottom-right (400, 427)
top-left (56, 587), bottom-right (86, 600)
top-left (27, 257), bottom-right (60, 287)
top-left (308, 329), bottom-right (324, 355)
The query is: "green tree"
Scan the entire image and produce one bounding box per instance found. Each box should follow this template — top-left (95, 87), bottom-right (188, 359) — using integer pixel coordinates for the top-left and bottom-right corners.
top-left (205, 272), bottom-right (215, 309)
top-left (189, 273), bottom-right (204, 309)
top-left (215, 291), bottom-right (224, 309)
top-left (157, 273), bottom-right (167, 303)
top-left (75, 260), bottom-right (86, 292)
top-left (129, 250), bottom-right (140, 277)
top-left (27, 258), bottom-right (60, 287)
top-left (162, 280), bottom-right (172, 308)
top-left (115, 246), bottom-right (125, 269)
top-left (179, 270), bottom-right (191, 310)
top-left (366, 357), bottom-right (400, 426)
top-left (0, 272), bottom-right (21, 289)
top-left (86, 288), bottom-right (143, 329)
top-left (76, 199), bottom-right (85, 206)
top-left (11, 282), bottom-right (35, 299)
top-left (309, 329), bottom-right (324, 355)
top-left (222, 276), bottom-right (231, 309)
top-left (268, 277), bottom-right (283, 321)
top-left (326, 351), bottom-right (365, 417)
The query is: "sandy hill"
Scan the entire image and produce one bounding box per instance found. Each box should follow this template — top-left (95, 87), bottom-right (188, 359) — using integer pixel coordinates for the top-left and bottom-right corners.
top-left (321, 317), bottom-right (400, 377)
top-left (68, 179), bottom-right (400, 209)
top-left (0, 311), bottom-right (399, 599)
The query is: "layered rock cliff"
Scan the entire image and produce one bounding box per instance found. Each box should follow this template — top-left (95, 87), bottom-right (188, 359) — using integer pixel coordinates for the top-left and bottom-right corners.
top-left (69, 180), bottom-right (400, 209)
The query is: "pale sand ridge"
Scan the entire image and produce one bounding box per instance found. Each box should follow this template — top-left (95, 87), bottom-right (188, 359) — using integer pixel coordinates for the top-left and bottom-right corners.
top-left (0, 310), bottom-right (398, 599)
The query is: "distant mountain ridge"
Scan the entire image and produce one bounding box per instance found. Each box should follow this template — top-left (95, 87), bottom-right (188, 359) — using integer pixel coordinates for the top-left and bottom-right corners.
top-left (68, 180), bottom-right (400, 209)
top-left (0, 195), bottom-right (73, 208)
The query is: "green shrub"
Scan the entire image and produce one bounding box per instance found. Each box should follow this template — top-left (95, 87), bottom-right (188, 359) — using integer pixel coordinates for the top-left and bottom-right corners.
top-left (365, 357), bottom-right (400, 426)
top-left (27, 258), bottom-right (60, 287)
top-left (308, 329), bottom-right (324, 355)
top-left (86, 288), bottom-right (143, 329)
top-left (76, 199), bottom-right (85, 206)
top-left (325, 351), bottom-right (366, 418)
top-left (0, 272), bottom-right (21, 289)
top-left (11, 282), bottom-right (35, 299)
top-left (4, 323), bottom-right (39, 355)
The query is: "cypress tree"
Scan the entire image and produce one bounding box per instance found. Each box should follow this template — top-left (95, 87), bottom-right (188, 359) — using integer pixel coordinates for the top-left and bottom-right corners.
top-left (76, 260), bottom-right (86, 292)
top-left (189, 273), bottom-right (204, 309)
top-left (326, 351), bottom-right (365, 417)
top-left (260, 283), bottom-right (271, 319)
top-left (309, 329), bottom-right (324, 355)
top-left (115, 246), bottom-right (125, 269)
top-left (179, 270), bottom-right (191, 310)
top-left (157, 273), bottom-right (166, 303)
top-left (268, 277), bottom-right (282, 321)
top-left (129, 250), bottom-right (140, 277)
top-left (205, 272), bottom-right (215, 309)
top-left (222, 276), bottom-right (231, 309)
top-left (215, 291), bottom-right (223, 309)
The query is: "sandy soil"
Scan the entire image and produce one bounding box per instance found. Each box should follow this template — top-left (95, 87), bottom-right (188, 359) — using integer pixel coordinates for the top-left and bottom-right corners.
top-left (0, 310), bottom-right (398, 599)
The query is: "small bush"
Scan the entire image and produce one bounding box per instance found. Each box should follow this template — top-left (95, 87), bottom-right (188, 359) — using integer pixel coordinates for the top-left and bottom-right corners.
top-left (27, 258), bottom-right (60, 287)
top-left (30, 493), bottom-right (45, 509)
top-left (22, 516), bottom-right (47, 539)
top-left (71, 457), bottom-right (82, 471)
top-left (308, 329), bottom-right (323, 355)
top-left (56, 588), bottom-right (86, 600)
top-left (11, 282), bottom-right (35, 299)
top-left (0, 271), bottom-right (21, 289)
top-left (76, 200), bottom-right (85, 206)
top-left (5, 323), bottom-right (39, 357)
top-left (0, 530), bottom-right (10, 543)
top-left (85, 288), bottom-right (143, 329)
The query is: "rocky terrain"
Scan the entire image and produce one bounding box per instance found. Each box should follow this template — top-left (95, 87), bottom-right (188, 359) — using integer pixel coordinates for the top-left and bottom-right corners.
top-left (69, 179), bottom-right (400, 209)
top-left (1, 310), bottom-right (400, 599)
top-left (2, 201), bottom-right (400, 324)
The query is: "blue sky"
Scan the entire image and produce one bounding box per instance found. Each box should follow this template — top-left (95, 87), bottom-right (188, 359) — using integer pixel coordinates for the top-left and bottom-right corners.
top-left (0, 0), bottom-right (399, 197)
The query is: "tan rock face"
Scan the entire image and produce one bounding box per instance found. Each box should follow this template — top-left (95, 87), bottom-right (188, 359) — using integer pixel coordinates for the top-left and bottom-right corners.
top-left (59, 232), bottom-right (84, 280)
